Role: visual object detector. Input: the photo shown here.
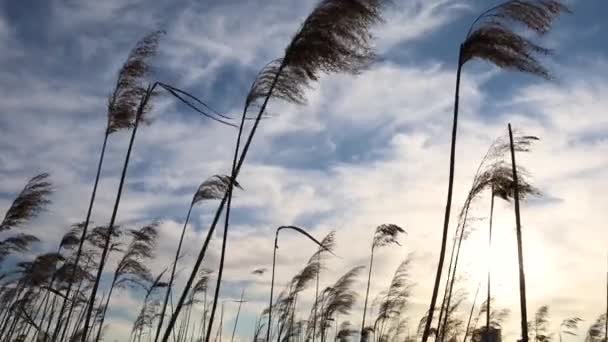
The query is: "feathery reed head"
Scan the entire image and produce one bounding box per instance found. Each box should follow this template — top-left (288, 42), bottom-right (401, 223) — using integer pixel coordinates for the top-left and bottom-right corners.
top-left (192, 268), bottom-right (213, 295)
top-left (586, 314), bottom-right (605, 342)
top-left (246, 0), bottom-right (385, 109)
top-left (1, 173), bottom-right (52, 232)
top-left (193, 175), bottom-right (242, 204)
top-left (18, 252), bottom-right (64, 286)
top-left (560, 317), bottom-right (583, 336)
top-left (115, 221), bottom-right (159, 287)
top-left (489, 134), bottom-right (540, 159)
top-left (373, 224), bottom-right (406, 248)
top-left (337, 322), bottom-right (357, 342)
top-left (375, 256), bottom-right (413, 323)
top-left (477, 298), bottom-right (511, 330)
top-left (324, 265), bottom-right (364, 314)
top-left (87, 225), bottom-right (123, 251)
top-left (55, 258), bottom-right (95, 286)
top-left (0, 233), bottom-right (40, 263)
top-left (59, 222), bottom-right (86, 250)
top-left (486, 161), bottom-right (541, 202)
top-left (311, 231), bottom-right (336, 260)
top-left (462, 1), bottom-right (570, 79)
top-left (291, 257), bottom-right (321, 294)
top-left (107, 31), bottom-right (164, 134)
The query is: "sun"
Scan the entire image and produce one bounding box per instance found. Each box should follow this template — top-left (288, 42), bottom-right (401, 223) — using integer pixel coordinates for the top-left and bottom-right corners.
top-left (460, 212), bottom-right (552, 308)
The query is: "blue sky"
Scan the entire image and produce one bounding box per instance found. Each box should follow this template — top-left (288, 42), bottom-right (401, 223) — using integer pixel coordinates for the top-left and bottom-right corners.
top-left (1, 0), bottom-right (608, 341)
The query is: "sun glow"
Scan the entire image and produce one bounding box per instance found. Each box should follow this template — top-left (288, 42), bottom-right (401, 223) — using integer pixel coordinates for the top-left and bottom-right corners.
top-left (458, 202), bottom-right (554, 309)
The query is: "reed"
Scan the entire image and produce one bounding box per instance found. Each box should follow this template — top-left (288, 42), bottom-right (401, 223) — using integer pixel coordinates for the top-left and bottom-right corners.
top-left (361, 224), bottom-right (406, 342)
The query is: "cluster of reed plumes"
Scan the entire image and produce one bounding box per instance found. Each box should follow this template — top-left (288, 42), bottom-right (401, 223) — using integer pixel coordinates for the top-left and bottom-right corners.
top-left (1, 1), bottom-right (606, 342)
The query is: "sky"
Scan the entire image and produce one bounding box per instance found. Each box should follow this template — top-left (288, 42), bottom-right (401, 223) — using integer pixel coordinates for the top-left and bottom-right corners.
top-left (1, 0), bottom-right (608, 341)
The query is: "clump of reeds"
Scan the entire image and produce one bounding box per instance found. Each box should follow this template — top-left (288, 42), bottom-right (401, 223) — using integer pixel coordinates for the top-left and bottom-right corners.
top-left (422, 3), bottom-right (569, 341)
top-left (165, 1), bottom-right (387, 339)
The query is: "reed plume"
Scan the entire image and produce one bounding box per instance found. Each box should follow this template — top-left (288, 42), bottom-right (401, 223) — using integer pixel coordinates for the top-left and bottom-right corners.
top-left (530, 305), bottom-right (551, 342)
top-left (18, 253), bottom-right (64, 288)
top-left (0, 173), bottom-right (51, 266)
top-left (0, 234), bottom-right (40, 264)
top-left (470, 300), bottom-right (510, 342)
top-left (277, 250), bottom-right (322, 341)
top-left (154, 175), bottom-right (240, 342)
top-left (0, 173), bottom-right (52, 233)
top-left (131, 270), bottom-right (168, 342)
top-left (586, 314), bottom-right (606, 342)
top-left (165, 1), bottom-right (385, 339)
top-left (361, 224), bottom-right (406, 341)
top-left (107, 31), bottom-right (164, 134)
top-left (476, 298), bottom-right (510, 330)
top-left (559, 317), bottom-right (582, 342)
top-left (93, 222), bottom-right (159, 342)
top-left (372, 256), bottom-right (413, 342)
top-left (318, 266), bottom-right (364, 342)
top-left (59, 223), bottom-right (86, 252)
top-left (462, 1), bottom-right (570, 79)
top-left (309, 232), bottom-right (336, 342)
top-left (337, 321), bottom-right (357, 342)
top-left (422, 3), bottom-right (568, 341)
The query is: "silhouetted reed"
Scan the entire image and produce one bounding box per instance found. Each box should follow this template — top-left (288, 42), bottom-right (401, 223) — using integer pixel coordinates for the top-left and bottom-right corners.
top-left (0, 173), bottom-right (52, 264)
top-left (267, 226), bottom-right (332, 342)
top-left (586, 314), bottom-right (606, 342)
top-left (361, 224), bottom-right (406, 341)
top-left (93, 222), bottom-right (159, 342)
top-left (372, 256), bottom-right (413, 342)
top-left (154, 175), bottom-right (240, 342)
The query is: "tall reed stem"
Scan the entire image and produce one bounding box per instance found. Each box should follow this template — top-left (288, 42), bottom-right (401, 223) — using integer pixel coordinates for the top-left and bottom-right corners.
top-left (463, 282), bottom-right (481, 342)
top-left (508, 123), bottom-right (529, 342)
top-left (60, 256), bottom-right (92, 341)
top-left (441, 202), bottom-right (473, 342)
top-left (230, 289), bottom-right (245, 342)
top-left (313, 255), bottom-right (320, 342)
top-left (360, 244), bottom-right (375, 341)
top-left (154, 202), bottom-right (194, 342)
top-left (94, 279), bottom-right (117, 342)
top-left (436, 230), bottom-right (460, 342)
top-left (266, 226), bottom-right (328, 342)
top-left (422, 46), bottom-right (463, 342)
top-left (486, 189), bottom-right (495, 335)
top-left (81, 85), bottom-right (154, 342)
top-left (267, 229), bottom-right (280, 342)
top-left (52, 132), bottom-right (109, 341)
